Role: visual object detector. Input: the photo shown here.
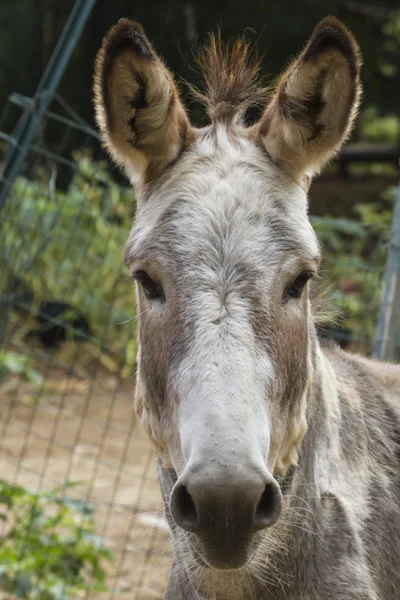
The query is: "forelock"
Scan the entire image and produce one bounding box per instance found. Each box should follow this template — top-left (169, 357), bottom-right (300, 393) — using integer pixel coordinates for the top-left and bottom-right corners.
top-left (189, 32), bottom-right (269, 125)
top-left (125, 126), bottom-right (319, 267)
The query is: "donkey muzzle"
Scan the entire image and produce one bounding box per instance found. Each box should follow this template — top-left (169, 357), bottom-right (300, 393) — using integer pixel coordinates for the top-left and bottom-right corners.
top-left (169, 461), bottom-right (282, 569)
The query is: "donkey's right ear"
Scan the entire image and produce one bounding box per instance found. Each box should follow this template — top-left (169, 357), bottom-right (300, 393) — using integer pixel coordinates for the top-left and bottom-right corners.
top-left (94, 19), bottom-right (193, 182)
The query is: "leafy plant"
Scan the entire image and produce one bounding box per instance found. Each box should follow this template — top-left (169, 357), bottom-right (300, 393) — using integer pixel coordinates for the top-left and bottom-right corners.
top-left (311, 188), bottom-right (394, 349)
top-left (360, 107), bottom-right (400, 143)
top-left (0, 153), bottom-right (137, 376)
top-left (0, 480), bottom-right (113, 600)
top-left (0, 351), bottom-right (42, 383)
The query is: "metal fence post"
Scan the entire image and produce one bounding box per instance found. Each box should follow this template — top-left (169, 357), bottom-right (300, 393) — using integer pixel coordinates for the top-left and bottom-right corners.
top-left (373, 171), bottom-right (400, 361)
top-left (0, 0), bottom-right (96, 214)
top-left (0, 0), bottom-right (96, 346)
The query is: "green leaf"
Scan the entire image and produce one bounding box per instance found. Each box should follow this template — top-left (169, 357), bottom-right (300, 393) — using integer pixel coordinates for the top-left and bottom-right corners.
top-left (0, 479), bottom-right (113, 598)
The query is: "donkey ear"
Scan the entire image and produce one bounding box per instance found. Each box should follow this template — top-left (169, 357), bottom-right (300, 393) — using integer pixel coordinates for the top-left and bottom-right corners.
top-left (255, 17), bottom-right (362, 184)
top-left (93, 19), bottom-right (192, 182)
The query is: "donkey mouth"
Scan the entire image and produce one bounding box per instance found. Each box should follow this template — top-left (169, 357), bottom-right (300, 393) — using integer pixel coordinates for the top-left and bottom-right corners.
top-left (188, 529), bottom-right (261, 571)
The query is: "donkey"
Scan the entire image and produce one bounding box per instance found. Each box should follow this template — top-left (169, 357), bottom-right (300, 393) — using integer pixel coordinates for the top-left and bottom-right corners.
top-left (94, 16), bottom-right (400, 599)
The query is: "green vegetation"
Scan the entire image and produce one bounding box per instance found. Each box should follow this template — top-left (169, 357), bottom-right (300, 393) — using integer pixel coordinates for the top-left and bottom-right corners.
top-left (0, 351), bottom-right (42, 384)
top-left (312, 188), bottom-right (394, 345)
top-left (1, 153), bottom-right (137, 377)
top-left (361, 108), bottom-right (400, 143)
top-left (0, 480), bottom-right (113, 600)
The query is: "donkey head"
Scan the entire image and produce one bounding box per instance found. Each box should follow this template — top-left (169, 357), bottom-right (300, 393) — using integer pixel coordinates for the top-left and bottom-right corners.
top-left (94, 17), bottom-right (361, 571)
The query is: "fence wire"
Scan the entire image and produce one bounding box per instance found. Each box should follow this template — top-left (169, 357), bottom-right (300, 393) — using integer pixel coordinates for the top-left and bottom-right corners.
top-left (0, 91), bottom-right (395, 600)
top-left (0, 94), bottom-right (171, 600)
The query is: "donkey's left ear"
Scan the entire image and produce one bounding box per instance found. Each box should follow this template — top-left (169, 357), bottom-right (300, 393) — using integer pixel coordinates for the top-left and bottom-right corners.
top-left (94, 19), bottom-right (193, 183)
top-left (255, 17), bottom-right (362, 185)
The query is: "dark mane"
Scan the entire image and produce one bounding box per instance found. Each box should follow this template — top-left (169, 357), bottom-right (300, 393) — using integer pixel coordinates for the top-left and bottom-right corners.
top-left (190, 33), bottom-right (269, 124)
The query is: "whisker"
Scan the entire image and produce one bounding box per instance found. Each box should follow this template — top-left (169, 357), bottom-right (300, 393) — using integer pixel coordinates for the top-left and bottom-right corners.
top-left (116, 308), bottom-right (147, 324)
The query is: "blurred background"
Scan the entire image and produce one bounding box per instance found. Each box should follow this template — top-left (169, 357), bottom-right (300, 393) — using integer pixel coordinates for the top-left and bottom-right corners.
top-left (0, 1), bottom-right (399, 599)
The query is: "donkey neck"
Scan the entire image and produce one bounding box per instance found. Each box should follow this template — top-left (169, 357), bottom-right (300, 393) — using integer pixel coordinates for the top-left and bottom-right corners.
top-left (281, 339), bottom-right (369, 510)
top-left (301, 341), bottom-right (370, 498)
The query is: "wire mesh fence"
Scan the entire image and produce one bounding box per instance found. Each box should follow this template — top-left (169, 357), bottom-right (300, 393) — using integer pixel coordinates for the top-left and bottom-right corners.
top-left (0, 89), bottom-right (397, 599)
top-left (0, 93), bottom-right (171, 599)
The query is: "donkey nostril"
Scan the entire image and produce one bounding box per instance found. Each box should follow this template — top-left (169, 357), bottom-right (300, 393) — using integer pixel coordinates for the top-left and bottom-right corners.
top-left (254, 482), bottom-right (282, 529)
top-left (177, 486), bottom-right (197, 521)
top-left (171, 485), bottom-right (199, 531)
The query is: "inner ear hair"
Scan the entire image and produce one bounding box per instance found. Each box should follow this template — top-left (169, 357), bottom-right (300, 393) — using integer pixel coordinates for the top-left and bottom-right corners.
top-left (93, 19), bottom-right (193, 182)
top-left (256, 16), bottom-right (362, 182)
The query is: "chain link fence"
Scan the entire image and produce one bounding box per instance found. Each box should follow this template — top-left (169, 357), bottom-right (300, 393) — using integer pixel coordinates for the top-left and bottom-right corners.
top-left (0, 92), bottom-right (171, 600)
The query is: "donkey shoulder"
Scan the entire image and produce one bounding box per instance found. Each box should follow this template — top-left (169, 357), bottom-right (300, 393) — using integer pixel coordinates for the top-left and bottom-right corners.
top-left (354, 354), bottom-right (400, 404)
top-left (335, 349), bottom-right (400, 413)
top-left (321, 340), bottom-right (400, 406)
top-left (307, 345), bottom-right (400, 600)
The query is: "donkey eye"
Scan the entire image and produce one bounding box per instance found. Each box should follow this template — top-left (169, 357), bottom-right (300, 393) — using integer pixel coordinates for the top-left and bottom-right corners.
top-left (133, 270), bottom-right (164, 301)
top-left (283, 271), bottom-right (313, 303)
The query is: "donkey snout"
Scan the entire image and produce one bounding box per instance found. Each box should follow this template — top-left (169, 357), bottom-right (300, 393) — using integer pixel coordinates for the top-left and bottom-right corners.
top-left (169, 464), bottom-right (282, 537)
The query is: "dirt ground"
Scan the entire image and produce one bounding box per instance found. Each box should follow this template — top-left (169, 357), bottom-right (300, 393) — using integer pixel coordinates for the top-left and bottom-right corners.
top-left (0, 368), bottom-right (171, 600)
